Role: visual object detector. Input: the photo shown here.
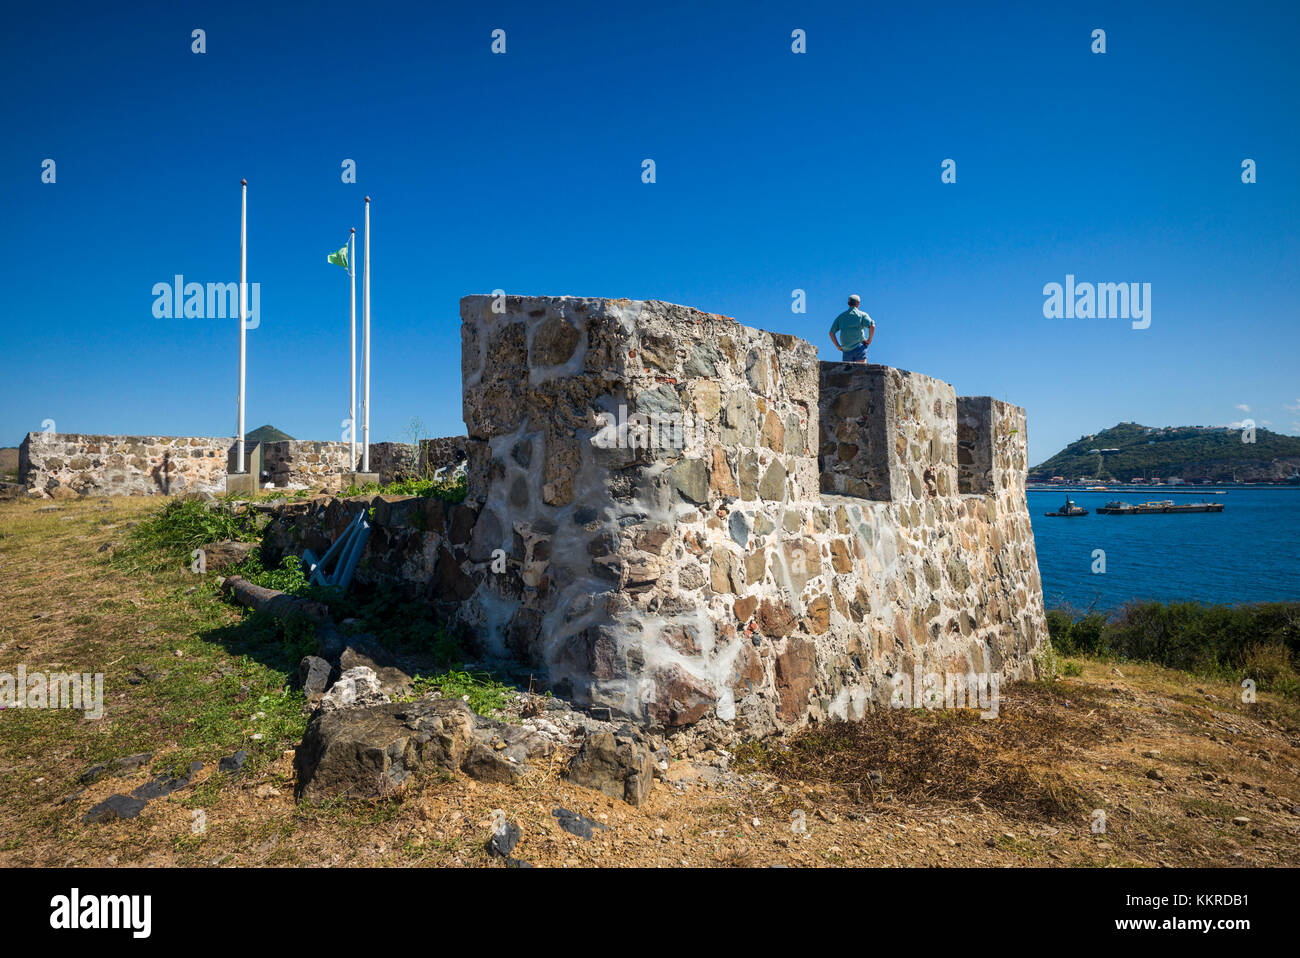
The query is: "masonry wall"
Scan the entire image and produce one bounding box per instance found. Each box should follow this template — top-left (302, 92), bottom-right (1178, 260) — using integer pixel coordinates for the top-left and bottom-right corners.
top-left (365, 438), bottom-right (470, 481)
top-left (261, 491), bottom-right (479, 610)
top-left (18, 434), bottom-right (471, 498)
top-left (366, 442), bottom-right (417, 483)
top-left (453, 295), bottom-right (1046, 735)
top-left (18, 433), bottom-right (232, 498)
top-left (819, 365), bottom-right (958, 501)
top-left (261, 441), bottom-right (355, 489)
top-left (257, 295), bottom-right (1048, 738)
top-left (808, 366), bottom-right (1045, 731)
top-left (419, 436), bottom-right (469, 475)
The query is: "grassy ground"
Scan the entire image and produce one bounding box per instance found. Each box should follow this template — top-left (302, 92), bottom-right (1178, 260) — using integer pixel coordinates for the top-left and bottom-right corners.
top-left (1, 495), bottom-right (1297, 867)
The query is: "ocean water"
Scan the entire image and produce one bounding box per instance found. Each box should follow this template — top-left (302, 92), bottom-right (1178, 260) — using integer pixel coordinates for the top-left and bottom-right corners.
top-left (1026, 487), bottom-right (1300, 612)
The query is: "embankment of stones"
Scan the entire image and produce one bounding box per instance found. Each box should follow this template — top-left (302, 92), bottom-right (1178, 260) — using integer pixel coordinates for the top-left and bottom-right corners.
top-left (261, 295), bottom-right (1048, 739)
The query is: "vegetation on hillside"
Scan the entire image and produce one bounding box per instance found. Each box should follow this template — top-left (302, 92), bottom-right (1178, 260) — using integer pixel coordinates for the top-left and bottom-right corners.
top-left (1030, 421), bottom-right (1300, 480)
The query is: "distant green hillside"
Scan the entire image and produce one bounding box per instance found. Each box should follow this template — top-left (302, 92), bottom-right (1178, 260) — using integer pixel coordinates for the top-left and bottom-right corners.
top-left (245, 424), bottom-right (294, 443)
top-left (1031, 422), bottom-right (1300, 481)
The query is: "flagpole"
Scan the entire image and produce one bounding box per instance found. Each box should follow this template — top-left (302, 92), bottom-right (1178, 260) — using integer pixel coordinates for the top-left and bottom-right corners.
top-left (237, 178), bottom-right (247, 474)
top-left (349, 228), bottom-right (356, 470)
top-left (362, 197), bottom-right (370, 474)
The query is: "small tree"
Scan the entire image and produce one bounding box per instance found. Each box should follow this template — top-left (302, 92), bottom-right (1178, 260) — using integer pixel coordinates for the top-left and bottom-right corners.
top-left (401, 416), bottom-right (431, 479)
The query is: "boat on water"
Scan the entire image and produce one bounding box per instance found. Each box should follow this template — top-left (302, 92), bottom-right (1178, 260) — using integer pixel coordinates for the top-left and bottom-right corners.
top-left (1096, 499), bottom-right (1225, 515)
top-left (1044, 497), bottom-right (1089, 517)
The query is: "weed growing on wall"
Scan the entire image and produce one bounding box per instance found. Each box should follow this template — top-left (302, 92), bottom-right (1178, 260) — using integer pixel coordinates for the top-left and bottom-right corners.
top-left (340, 472), bottom-right (466, 501)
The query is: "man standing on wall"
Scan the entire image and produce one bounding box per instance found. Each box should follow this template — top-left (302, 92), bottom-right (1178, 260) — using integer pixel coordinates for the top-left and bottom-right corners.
top-left (829, 294), bottom-right (875, 363)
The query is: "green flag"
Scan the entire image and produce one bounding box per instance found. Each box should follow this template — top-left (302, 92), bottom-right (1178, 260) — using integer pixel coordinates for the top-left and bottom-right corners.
top-left (327, 244), bottom-right (349, 270)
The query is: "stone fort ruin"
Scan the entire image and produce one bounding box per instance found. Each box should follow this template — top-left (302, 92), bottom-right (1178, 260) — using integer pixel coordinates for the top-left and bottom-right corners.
top-left (265, 295), bottom-right (1048, 736)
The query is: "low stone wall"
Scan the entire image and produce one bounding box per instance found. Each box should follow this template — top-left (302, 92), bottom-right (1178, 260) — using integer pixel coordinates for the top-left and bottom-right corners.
top-left (18, 433), bottom-right (477, 499)
top-left (18, 433), bottom-right (232, 498)
top-left (262, 441), bottom-right (354, 489)
top-left (367, 442), bottom-right (417, 483)
top-left (419, 436), bottom-right (469, 474)
top-left (262, 493), bottom-right (478, 613)
top-left (259, 295), bottom-right (1048, 740)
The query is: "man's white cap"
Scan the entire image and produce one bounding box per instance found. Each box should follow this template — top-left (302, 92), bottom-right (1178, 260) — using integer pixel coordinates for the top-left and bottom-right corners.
top-left (847, 294), bottom-right (861, 305)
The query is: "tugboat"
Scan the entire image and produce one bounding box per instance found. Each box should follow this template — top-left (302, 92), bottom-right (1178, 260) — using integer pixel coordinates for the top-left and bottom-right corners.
top-left (1045, 496), bottom-right (1089, 517)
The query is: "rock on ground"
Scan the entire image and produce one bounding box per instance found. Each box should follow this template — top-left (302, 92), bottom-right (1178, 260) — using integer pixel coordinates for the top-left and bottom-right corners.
top-left (200, 539), bottom-right (259, 572)
top-left (294, 695), bottom-right (558, 801)
top-left (318, 666), bottom-right (390, 712)
top-left (487, 820), bottom-right (521, 858)
top-left (564, 729), bottom-right (655, 806)
top-left (83, 794), bottom-right (147, 824)
top-left (297, 655), bottom-right (333, 704)
top-left (296, 698), bottom-right (478, 801)
top-left (339, 638), bottom-right (414, 699)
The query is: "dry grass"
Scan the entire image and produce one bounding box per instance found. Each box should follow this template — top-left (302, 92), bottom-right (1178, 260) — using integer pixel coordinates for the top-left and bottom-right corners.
top-left (743, 683), bottom-right (1107, 821)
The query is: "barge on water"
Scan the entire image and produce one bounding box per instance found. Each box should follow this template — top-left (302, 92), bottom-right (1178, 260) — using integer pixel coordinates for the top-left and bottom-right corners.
top-left (1096, 499), bottom-right (1225, 515)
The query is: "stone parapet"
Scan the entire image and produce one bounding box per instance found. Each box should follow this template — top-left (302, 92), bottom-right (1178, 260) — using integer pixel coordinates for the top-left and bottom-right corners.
top-left (439, 295), bottom-right (1047, 734)
top-left (18, 433), bottom-right (232, 498)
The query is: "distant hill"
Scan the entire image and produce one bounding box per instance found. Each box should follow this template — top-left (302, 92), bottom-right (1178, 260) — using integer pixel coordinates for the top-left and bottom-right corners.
top-left (0, 447), bottom-right (17, 478)
top-left (245, 425), bottom-right (294, 443)
top-left (1031, 422), bottom-right (1300, 482)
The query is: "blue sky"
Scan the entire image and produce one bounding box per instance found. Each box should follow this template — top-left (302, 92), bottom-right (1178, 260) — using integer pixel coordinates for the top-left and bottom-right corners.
top-left (3, 0), bottom-right (1297, 464)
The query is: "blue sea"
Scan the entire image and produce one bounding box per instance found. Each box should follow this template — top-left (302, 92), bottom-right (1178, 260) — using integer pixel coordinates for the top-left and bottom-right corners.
top-left (1027, 487), bottom-right (1300, 612)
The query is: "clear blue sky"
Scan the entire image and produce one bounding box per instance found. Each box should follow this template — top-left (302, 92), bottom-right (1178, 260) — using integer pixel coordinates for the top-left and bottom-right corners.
top-left (3, 0), bottom-right (1297, 465)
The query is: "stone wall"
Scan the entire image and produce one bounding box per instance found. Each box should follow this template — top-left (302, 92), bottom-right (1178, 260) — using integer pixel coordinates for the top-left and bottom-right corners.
top-left (367, 442), bottom-right (418, 483)
top-left (18, 433), bottom-right (232, 498)
top-left (18, 434), bottom-right (473, 498)
top-left (262, 441), bottom-right (355, 489)
top-left (257, 294), bottom-right (1048, 738)
top-left (261, 492), bottom-right (478, 612)
top-left (419, 436), bottom-right (469, 474)
top-left (819, 364), bottom-right (958, 501)
top-left (454, 294), bottom-right (826, 733)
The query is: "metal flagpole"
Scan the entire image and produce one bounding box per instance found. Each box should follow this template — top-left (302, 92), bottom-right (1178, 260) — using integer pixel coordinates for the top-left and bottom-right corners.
top-left (237, 178), bottom-right (247, 474)
top-left (349, 228), bottom-right (356, 470)
top-left (362, 197), bottom-right (370, 473)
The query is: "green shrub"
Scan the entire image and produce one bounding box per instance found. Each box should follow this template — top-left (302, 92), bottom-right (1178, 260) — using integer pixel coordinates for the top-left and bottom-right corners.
top-left (1045, 608), bottom-right (1108, 656)
top-left (1046, 601), bottom-right (1300, 697)
top-left (124, 498), bottom-right (261, 569)
top-left (1240, 642), bottom-right (1300, 699)
top-left (1033, 642), bottom-right (1060, 683)
top-left (234, 551), bottom-right (313, 596)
